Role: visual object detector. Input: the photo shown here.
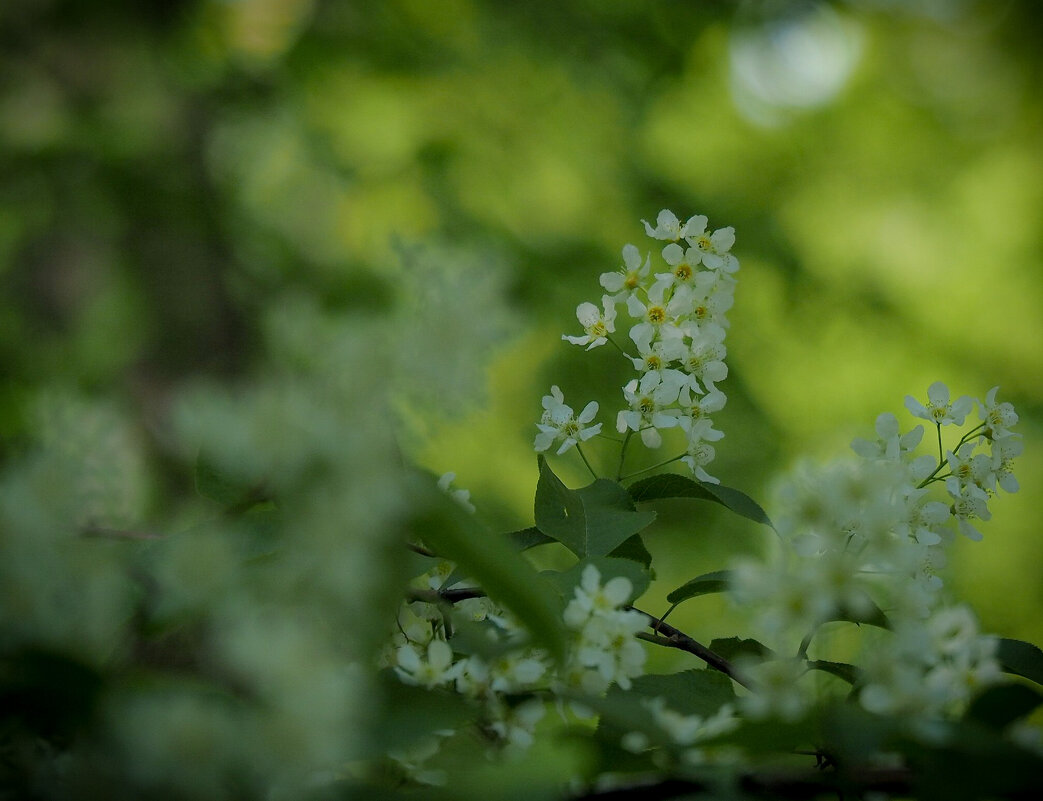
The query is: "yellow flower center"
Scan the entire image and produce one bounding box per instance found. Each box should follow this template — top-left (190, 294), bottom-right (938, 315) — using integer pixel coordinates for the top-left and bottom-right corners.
top-left (674, 264), bottom-right (692, 281)
top-left (647, 306), bottom-right (666, 324)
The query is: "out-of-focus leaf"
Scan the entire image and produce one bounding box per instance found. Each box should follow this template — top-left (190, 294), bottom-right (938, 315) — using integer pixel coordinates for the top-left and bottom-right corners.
top-left (194, 454), bottom-right (257, 509)
top-left (626, 473), bottom-right (773, 528)
top-left (413, 472), bottom-right (566, 662)
top-left (666, 570), bottom-right (732, 605)
top-left (807, 660), bottom-right (862, 685)
top-left (0, 649), bottom-right (103, 737)
top-left (369, 670), bottom-right (474, 755)
top-left (534, 457), bottom-right (655, 558)
top-left (996, 638), bottom-right (1043, 685)
top-left (966, 683), bottom-right (1043, 730)
top-left (831, 597), bottom-right (890, 630)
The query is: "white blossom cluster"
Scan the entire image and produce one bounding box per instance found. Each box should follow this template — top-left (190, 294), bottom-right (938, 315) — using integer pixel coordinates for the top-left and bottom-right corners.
top-left (620, 697), bottom-right (740, 767)
top-left (559, 564), bottom-right (648, 694)
top-left (537, 210), bottom-right (739, 483)
top-left (383, 539), bottom-right (650, 779)
top-left (728, 383), bottom-right (1021, 720)
top-left (860, 605), bottom-right (1002, 717)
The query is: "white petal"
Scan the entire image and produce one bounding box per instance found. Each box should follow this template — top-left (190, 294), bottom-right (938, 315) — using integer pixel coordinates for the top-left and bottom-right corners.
top-left (577, 401), bottom-right (599, 423)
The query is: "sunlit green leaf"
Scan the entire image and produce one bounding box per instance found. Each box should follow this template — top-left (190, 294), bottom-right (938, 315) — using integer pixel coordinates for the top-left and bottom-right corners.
top-left (626, 473), bottom-right (773, 528)
top-left (534, 457), bottom-right (656, 558)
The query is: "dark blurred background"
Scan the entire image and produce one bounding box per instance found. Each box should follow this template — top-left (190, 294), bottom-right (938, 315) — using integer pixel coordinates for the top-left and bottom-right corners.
top-left (2, 0), bottom-right (1041, 651)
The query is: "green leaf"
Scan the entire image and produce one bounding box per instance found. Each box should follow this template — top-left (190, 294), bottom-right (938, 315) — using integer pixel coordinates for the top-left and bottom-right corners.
top-left (545, 557), bottom-right (651, 606)
top-left (195, 454), bottom-right (247, 506)
top-left (707, 636), bottom-right (775, 663)
top-left (626, 473), bottom-right (773, 528)
top-left (966, 683), bottom-right (1043, 730)
top-left (806, 660), bottom-right (863, 685)
top-left (831, 596), bottom-right (890, 630)
top-left (534, 457), bottom-right (656, 558)
top-left (369, 670), bottom-right (474, 756)
top-left (666, 570), bottom-right (732, 605)
top-left (413, 474), bottom-right (567, 662)
top-left (620, 669), bottom-right (736, 718)
top-left (607, 534), bottom-right (653, 570)
top-left (997, 638), bottom-right (1043, 686)
top-left (507, 526), bottom-right (554, 551)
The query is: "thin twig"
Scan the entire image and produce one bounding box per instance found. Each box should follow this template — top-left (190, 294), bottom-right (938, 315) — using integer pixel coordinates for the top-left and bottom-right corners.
top-left (629, 606), bottom-right (753, 690)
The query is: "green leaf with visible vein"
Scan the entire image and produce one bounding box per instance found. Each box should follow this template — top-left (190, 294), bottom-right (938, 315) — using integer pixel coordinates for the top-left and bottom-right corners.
top-left (534, 457), bottom-right (656, 558)
top-left (666, 569), bottom-right (733, 605)
top-left (626, 472), bottom-right (773, 528)
top-left (996, 638), bottom-right (1043, 685)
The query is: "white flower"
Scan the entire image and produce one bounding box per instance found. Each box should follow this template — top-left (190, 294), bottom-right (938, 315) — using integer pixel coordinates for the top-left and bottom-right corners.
top-left (563, 565), bottom-right (648, 692)
top-left (564, 564), bottom-right (634, 626)
top-left (642, 210), bottom-right (707, 242)
top-left (679, 330), bottom-right (728, 393)
top-left (396, 639), bottom-right (462, 688)
top-left (978, 386), bottom-right (1018, 439)
top-left (851, 413), bottom-right (924, 461)
top-left (626, 282), bottom-right (689, 354)
top-left (904, 381), bottom-right (974, 426)
top-left (654, 243), bottom-right (702, 289)
top-left (600, 244), bottom-right (651, 300)
top-left (563, 296), bottom-right (617, 350)
top-left (687, 223), bottom-right (739, 273)
top-left (682, 437), bottom-right (719, 484)
top-left (674, 386), bottom-right (726, 438)
top-left (534, 386), bottom-right (602, 455)
top-left (991, 435), bottom-right (1022, 493)
top-left (437, 472), bottom-right (476, 513)
top-left (616, 372), bottom-right (683, 448)
top-left (945, 477), bottom-right (991, 541)
top-left (628, 337), bottom-right (687, 382)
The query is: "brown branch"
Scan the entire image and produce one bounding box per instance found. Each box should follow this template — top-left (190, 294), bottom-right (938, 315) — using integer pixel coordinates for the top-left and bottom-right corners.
top-left (629, 606), bottom-right (753, 691)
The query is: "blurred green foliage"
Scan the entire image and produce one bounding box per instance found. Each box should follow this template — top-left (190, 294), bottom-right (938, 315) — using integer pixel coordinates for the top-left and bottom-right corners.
top-left (1, 0), bottom-right (1042, 797)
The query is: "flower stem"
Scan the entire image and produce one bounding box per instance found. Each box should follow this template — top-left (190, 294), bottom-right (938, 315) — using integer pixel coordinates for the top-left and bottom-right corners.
top-left (575, 444), bottom-right (599, 480)
top-left (618, 453), bottom-right (686, 482)
top-left (616, 429), bottom-right (633, 480)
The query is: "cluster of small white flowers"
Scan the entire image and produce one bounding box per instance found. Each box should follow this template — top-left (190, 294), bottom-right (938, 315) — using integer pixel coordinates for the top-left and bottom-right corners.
top-left (545, 210), bottom-right (738, 483)
top-left (904, 383), bottom-right (1021, 542)
top-left (727, 383), bottom-right (1021, 720)
top-left (860, 605), bottom-right (1002, 717)
top-left (385, 557), bottom-right (651, 771)
top-left (560, 564), bottom-right (648, 694)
